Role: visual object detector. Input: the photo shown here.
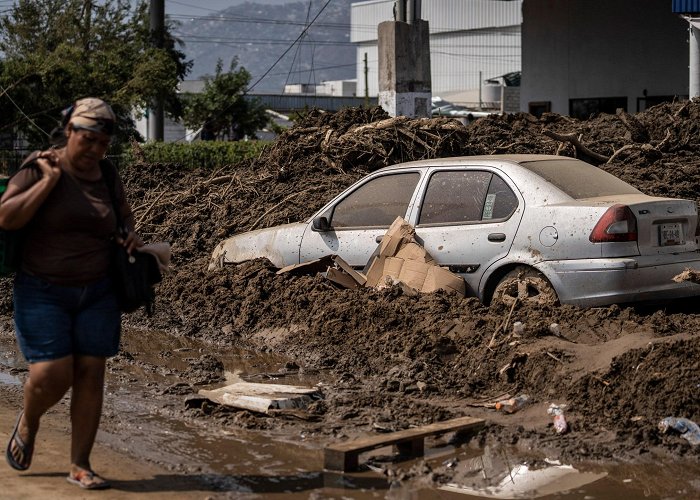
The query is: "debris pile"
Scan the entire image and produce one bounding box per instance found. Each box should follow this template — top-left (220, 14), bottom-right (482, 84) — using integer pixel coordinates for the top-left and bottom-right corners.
top-left (9, 100), bottom-right (700, 461)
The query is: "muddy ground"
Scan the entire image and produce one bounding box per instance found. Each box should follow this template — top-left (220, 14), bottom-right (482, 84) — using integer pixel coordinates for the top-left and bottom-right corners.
top-left (4, 101), bottom-right (700, 491)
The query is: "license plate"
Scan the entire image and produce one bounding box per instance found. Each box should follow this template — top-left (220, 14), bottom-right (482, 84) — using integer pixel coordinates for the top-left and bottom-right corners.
top-left (659, 223), bottom-right (684, 246)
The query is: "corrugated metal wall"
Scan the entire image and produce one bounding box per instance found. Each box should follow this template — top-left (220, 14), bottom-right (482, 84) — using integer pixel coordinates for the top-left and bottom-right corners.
top-left (351, 0), bottom-right (522, 96)
top-left (672, 0), bottom-right (700, 13)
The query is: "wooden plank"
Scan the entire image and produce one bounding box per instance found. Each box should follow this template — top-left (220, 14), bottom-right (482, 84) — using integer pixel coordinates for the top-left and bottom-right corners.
top-left (324, 416), bottom-right (484, 472)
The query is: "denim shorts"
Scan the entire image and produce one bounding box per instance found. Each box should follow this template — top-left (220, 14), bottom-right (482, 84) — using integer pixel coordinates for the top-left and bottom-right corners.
top-left (13, 272), bottom-right (122, 363)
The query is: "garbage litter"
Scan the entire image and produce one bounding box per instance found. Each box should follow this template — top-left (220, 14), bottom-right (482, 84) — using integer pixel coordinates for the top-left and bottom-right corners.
top-left (658, 417), bottom-right (700, 446)
top-left (547, 404), bottom-right (568, 434)
top-left (495, 394), bottom-right (530, 414)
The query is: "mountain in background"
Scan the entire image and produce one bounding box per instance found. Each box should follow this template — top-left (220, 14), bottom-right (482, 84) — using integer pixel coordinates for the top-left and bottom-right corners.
top-left (173, 0), bottom-right (359, 93)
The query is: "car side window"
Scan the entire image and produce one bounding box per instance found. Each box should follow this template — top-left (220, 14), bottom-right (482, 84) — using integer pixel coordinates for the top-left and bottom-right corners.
top-left (483, 174), bottom-right (518, 220)
top-left (419, 171), bottom-right (492, 224)
top-left (331, 172), bottom-right (420, 228)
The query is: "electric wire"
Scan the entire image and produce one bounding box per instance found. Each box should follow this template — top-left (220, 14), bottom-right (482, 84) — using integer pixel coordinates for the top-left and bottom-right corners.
top-left (171, 0), bottom-right (333, 142)
top-left (0, 85), bottom-right (51, 138)
top-left (284, 0), bottom-right (312, 90)
top-left (246, 0), bottom-right (332, 92)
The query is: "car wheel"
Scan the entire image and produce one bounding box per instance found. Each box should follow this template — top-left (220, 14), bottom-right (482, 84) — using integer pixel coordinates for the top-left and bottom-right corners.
top-left (492, 267), bottom-right (559, 307)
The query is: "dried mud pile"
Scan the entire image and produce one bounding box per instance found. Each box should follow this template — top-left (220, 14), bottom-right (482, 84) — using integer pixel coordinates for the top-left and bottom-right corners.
top-left (19, 103), bottom-right (700, 469)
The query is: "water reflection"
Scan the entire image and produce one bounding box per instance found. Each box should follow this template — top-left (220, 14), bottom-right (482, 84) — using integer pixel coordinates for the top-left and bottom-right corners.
top-left (0, 370), bottom-right (21, 385)
top-left (438, 451), bottom-right (606, 498)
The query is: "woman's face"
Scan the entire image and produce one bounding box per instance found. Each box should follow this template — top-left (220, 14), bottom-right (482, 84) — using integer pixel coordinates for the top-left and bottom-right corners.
top-left (65, 125), bottom-right (111, 170)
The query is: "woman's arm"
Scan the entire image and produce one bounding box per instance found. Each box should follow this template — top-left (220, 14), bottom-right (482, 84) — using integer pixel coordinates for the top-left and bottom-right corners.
top-left (0, 153), bottom-right (61, 230)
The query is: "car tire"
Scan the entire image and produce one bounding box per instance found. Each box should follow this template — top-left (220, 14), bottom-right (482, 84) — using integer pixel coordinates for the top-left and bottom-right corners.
top-left (492, 267), bottom-right (559, 307)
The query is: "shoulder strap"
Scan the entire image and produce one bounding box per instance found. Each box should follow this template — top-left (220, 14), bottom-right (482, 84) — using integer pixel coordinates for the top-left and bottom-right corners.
top-left (99, 159), bottom-right (124, 233)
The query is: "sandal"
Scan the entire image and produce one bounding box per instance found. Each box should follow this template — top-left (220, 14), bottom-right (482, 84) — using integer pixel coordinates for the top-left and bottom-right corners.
top-left (5, 411), bottom-right (33, 471)
top-left (66, 468), bottom-right (111, 490)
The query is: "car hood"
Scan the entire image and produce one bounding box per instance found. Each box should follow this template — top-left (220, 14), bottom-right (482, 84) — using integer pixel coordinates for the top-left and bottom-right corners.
top-left (209, 222), bottom-right (307, 270)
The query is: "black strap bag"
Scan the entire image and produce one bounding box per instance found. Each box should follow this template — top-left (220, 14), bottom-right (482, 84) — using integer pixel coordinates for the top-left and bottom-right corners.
top-left (111, 243), bottom-right (161, 314)
top-left (0, 176), bottom-right (24, 276)
top-left (101, 162), bottom-right (162, 314)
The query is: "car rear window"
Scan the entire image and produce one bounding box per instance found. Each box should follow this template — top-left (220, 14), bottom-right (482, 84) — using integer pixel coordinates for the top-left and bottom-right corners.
top-left (520, 159), bottom-right (641, 199)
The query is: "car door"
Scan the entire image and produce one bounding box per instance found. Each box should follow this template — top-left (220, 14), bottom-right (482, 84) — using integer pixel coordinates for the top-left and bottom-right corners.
top-left (299, 170), bottom-right (422, 268)
top-left (410, 167), bottom-right (524, 297)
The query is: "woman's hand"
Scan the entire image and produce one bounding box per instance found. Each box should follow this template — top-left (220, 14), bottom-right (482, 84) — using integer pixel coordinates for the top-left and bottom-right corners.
top-left (0, 150), bottom-right (63, 230)
top-left (35, 150), bottom-right (62, 188)
top-left (117, 230), bottom-right (144, 254)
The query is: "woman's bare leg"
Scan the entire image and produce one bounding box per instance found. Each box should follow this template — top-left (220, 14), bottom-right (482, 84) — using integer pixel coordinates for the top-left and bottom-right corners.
top-left (9, 356), bottom-right (74, 466)
top-left (69, 355), bottom-right (106, 471)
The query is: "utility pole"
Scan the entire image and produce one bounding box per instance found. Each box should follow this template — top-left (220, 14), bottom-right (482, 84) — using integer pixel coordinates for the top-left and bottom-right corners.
top-left (378, 1), bottom-right (430, 118)
top-left (689, 17), bottom-right (700, 99)
top-left (149, 0), bottom-right (164, 141)
top-left (364, 52), bottom-right (369, 107)
top-left (82, 0), bottom-right (92, 53)
top-left (673, 2), bottom-right (700, 99)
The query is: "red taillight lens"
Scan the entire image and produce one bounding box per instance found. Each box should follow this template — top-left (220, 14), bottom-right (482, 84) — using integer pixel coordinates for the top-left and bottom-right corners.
top-left (589, 204), bottom-right (638, 243)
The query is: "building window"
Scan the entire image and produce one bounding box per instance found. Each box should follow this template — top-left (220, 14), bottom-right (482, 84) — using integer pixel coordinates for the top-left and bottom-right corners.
top-left (569, 97), bottom-right (627, 119)
top-left (528, 101), bottom-right (551, 118)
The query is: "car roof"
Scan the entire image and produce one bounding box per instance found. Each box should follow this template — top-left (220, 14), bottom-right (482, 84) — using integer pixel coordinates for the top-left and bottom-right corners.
top-left (377, 154), bottom-right (573, 172)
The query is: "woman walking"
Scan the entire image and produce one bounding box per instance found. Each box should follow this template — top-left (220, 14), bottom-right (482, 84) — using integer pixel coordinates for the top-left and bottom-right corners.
top-left (1, 98), bottom-right (141, 489)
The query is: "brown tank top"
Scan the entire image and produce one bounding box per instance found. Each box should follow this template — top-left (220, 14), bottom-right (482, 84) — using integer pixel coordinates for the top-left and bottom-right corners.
top-left (14, 159), bottom-right (131, 286)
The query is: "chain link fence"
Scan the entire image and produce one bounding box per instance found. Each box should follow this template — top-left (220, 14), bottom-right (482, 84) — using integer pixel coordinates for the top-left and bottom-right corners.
top-left (0, 149), bottom-right (124, 176)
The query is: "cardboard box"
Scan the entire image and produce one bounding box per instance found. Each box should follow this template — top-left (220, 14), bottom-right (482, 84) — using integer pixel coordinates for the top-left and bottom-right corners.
top-left (277, 255), bottom-right (334, 276)
top-left (277, 218), bottom-right (465, 296)
top-left (277, 254), bottom-right (366, 289)
top-left (365, 216), bottom-right (466, 296)
top-left (325, 267), bottom-right (360, 289)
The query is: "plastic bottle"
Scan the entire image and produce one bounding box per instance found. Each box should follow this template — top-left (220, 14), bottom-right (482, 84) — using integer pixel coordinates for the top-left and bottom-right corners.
top-left (495, 394), bottom-right (530, 414)
top-left (658, 417), bottom-right (700, 446)
top-left (547, 404), bottom-right (568, 434)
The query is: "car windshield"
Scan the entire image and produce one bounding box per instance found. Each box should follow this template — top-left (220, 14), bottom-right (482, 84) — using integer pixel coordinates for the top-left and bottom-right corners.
top-left (520, 159), bottom-right (642, 199)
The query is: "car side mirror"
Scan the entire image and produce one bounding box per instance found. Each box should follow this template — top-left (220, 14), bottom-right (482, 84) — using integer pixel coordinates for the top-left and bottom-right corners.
top-left (312, 216), bottom-right (331, 232)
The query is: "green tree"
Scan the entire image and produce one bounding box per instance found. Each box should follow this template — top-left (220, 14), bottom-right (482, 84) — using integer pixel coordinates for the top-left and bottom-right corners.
top-left (0, 0), bottom-right (191, 148)
top-left (182, 58), bottom-right (269, 141)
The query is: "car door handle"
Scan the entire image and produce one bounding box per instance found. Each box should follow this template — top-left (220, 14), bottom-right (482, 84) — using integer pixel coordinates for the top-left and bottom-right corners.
top-left (375, 235), bottom-right (383, 243)
top-left (488, 233), bottom-right (506, 242)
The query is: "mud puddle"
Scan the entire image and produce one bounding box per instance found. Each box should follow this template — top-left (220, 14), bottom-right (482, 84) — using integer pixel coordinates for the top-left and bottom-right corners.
top-left (0, 329), bottom-right (699, 499)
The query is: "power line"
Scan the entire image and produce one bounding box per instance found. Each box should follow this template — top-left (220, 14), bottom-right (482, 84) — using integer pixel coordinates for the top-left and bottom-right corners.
top-left (170, 12), bottom-right (521, 35)
top-left (169, 13), bottom-right (352, 30)
top-left (0, 85), bottom-right (51, 138)
top-left (176, 36), bottom-right (353, 47)
top-left (166, 0), bottom-right (221, 13)
top-left (247, 0), bottom-right (332, 92)
top-left (171, 0), bottom-right (333, 143)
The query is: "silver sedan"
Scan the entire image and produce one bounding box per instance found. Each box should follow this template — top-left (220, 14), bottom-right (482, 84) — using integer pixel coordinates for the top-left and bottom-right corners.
top-left (209, 154), bottom-right (700, 307)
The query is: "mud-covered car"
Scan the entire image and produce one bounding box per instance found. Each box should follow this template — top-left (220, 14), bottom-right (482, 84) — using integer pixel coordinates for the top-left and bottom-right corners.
top-left (210, 154), bottom-right (700, 307)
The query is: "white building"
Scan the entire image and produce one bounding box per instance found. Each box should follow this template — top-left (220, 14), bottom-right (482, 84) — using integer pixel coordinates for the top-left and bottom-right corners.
top-left (351, 0), bottom-right (522, 109)
top-left (521, 0), bottom-right (690, 117)
top-left (284, 79), bottom-right (357, 97)
top-left (351, 0), bottom-right (692, 117)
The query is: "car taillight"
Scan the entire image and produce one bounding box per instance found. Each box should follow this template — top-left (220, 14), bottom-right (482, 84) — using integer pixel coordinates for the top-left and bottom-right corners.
top-left (589, 204), bottom-right (638, 243)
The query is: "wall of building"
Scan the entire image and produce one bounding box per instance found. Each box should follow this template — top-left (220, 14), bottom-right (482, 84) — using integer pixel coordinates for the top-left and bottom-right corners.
top-left (521, 0), bottom-right (689, 116)
top-left (351, 0), bottom-right (522, 98)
